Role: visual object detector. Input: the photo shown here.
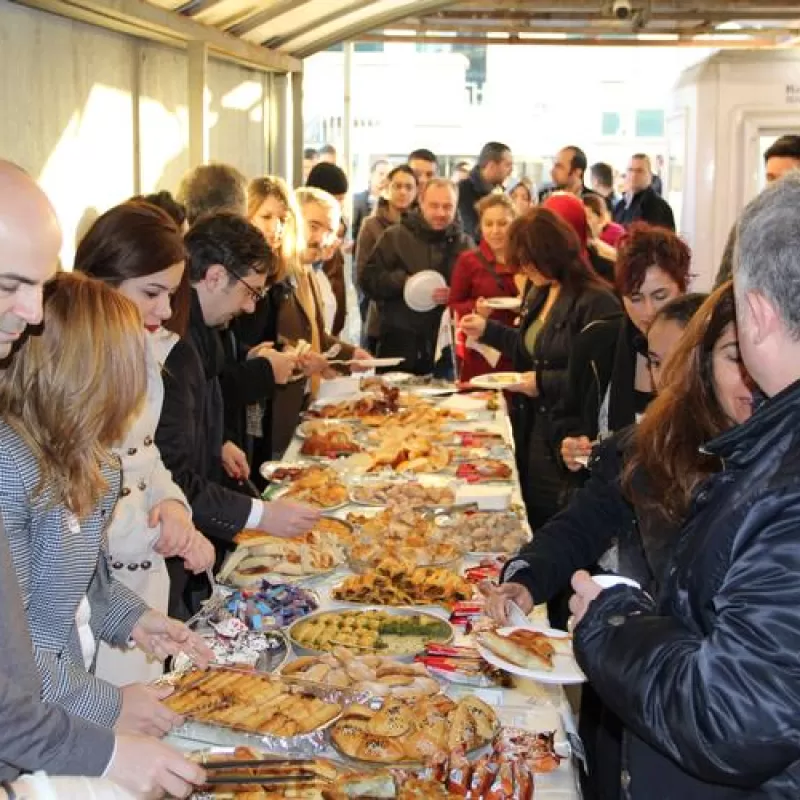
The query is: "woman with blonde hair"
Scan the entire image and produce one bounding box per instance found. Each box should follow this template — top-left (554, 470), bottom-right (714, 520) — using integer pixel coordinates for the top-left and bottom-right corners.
top-left (75, 200), bottom-right (215, 685)
top-left (236, 180), bottom-right (366, 461)
top-left (0, 271), bottom-right (209, 734)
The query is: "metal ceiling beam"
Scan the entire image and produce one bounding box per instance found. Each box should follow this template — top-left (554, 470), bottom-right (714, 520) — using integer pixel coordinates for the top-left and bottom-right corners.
top-left (176, 0), bottom-right (225, 16)
top-left (358, 31), bottom-right (786, 47)
top-left (224, 0), bottom-right (314, 37)
top-left (450, 0), bottom-right (800, 7)
top-left (292, 0), bottom-right (461, 57)
top-left (264, 0), bottom-right (385, 48)
top-left (424, 8), bottom-right (800, 21)
top-left (8, 0), bottom-right (302, 71)
top-left (396, 20), bottom-right (800, 35)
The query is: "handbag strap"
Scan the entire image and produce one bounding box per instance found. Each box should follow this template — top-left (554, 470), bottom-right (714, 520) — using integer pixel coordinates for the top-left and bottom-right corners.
top-left (475, 249), bottom-right (509, 293)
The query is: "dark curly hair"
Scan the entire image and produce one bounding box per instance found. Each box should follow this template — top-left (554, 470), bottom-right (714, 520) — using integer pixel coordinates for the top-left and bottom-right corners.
top-left (185, 212), bottom-right (275, 285)
top-left (615, 222), bottom-right (692, 297)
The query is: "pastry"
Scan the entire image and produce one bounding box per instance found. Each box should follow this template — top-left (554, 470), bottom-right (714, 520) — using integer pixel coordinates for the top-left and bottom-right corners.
top-left (479, 629), bottom-right (557, 670)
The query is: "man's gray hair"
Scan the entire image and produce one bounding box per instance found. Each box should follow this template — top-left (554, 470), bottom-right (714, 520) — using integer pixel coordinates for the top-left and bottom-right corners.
top-left (736, 169), bottom-right (800, 337)
top-left (295, 186), bottom-right (341, 229)
top-left (177, 163), bottom-right (247, 226)
top-left (420, 177), bottom-right (457, 199)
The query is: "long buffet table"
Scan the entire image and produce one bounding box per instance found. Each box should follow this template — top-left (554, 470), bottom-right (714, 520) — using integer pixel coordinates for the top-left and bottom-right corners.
top-left (170, 377), bottom-right (582, 798)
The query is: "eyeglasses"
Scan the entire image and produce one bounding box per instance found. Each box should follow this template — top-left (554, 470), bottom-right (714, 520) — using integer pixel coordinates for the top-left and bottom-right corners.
top-left (222, 264), bottom-right (267, 303)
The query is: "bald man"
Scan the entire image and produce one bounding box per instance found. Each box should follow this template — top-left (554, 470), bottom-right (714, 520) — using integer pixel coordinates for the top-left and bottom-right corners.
top-left (0, 162), bottom-right (205, 799)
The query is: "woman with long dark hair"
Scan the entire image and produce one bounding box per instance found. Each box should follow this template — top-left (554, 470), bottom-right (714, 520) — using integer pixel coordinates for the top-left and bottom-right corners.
top-left (483, 284), bottom-right (750, 800)
top-left (460, 206), bottom-right (619, 526)
top-left (559, 222), bottom-right (691, 471)
top-left (74, 200), bottom-right (214, 684)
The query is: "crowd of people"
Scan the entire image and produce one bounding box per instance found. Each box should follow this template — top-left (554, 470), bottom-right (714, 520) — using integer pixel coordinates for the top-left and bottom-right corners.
top-left (0, 130), bottom-right (800, 799)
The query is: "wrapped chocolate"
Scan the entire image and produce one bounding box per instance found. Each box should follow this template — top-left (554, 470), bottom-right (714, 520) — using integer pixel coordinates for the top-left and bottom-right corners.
top-left (222, 580), bottom-right (320, 631)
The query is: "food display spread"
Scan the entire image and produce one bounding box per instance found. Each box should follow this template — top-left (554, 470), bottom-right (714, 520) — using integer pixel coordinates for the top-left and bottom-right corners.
top-left (179, 382), bottom-right (577, 799)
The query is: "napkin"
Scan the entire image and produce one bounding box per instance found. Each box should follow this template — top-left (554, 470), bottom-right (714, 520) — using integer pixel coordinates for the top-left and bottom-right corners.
top-left (466, 336), bottom-right (502, 367)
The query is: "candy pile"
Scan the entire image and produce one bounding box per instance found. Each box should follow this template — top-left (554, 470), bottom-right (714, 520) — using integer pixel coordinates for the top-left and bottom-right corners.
top-left (204, 622), bottom-right (284, 668)
top-left (224, 581), bottom-right (319, 631)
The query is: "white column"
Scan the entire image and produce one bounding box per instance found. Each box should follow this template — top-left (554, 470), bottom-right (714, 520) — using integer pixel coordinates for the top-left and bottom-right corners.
top-left (343, 41), bottom-right (354, 179)
top-left (291, 69), bottom-right (304, 187)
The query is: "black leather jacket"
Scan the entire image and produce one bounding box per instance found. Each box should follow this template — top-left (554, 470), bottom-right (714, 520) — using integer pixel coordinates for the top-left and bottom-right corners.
top-left (575, 379), bottom-right (800, 798)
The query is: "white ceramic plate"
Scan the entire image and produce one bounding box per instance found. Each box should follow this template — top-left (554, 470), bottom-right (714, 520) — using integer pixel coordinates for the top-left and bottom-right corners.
top-left (476, 625), bottom-right (586, 685)
top-left (404, 270), bottom-right (447, 312)
top-left (469, 372), bottom-right (523, 390)
top-left (485, 297), bottom-right (522, 311)
top-left (593, 574), bottom-right (641, 590)
top-left (351, 357), bottom-right (405, 369)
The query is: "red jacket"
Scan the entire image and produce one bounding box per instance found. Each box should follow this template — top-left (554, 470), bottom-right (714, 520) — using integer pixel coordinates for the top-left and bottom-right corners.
top-left (448, 240), bottom-right (519, 381)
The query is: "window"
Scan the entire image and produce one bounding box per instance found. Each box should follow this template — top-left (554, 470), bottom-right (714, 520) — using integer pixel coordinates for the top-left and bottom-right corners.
top-left (416, 43), bottom-right (452, 53)
top-left (601, 111), bottom-right (621, 137)
top-left (326, 42), bottom-right (385, 52)
top-left (453, 44), bottom-right (487, 87)
top-left (635, 109), bottom-right (665, 138)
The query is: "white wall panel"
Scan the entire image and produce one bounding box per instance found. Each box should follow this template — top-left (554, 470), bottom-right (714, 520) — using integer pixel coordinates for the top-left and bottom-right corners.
top-left (208, 58), bottom-right (268, 180)
top-left (137, 42), bottom-right (191, 195)
top-left (0, 0), bottom-right (136, 264)
top-left (0, 0), bottom-right (278, 267)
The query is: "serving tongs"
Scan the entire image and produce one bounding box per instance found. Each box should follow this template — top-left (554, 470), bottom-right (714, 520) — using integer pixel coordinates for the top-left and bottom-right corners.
top-left (201, 757), bottom-right (318, 786)
top-left (203, 772), bottom-right (318, 786)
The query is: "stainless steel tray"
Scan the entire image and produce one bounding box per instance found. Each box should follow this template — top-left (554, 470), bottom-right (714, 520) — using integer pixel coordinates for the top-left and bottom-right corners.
top-left (287, 606), bottom-right (454, 663)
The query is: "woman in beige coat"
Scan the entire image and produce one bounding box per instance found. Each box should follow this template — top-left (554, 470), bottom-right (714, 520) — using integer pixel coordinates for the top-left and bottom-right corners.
top-left (74, 200), bottom-right (214, 684)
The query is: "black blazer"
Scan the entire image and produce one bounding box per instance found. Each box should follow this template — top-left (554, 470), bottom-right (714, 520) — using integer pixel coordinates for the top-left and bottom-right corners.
top-left (614, 186), bottom-right (675, 231)
top-left (553, 314), bottom-right (647, 445)
top-left (218, 327), bottom-right (275, 453)
top-left (155, 294), bottom-right (253, 544)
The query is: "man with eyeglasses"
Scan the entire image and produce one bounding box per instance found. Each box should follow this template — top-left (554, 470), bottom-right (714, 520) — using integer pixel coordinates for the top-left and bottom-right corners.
top-left (156, 212), bottom-right (320, 618)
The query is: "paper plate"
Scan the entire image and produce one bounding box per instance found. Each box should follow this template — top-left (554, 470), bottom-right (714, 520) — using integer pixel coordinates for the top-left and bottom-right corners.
top-left (476, 625), bottom-right (586, 685)
top-left (485, 297), bottom-right (522, 311)
top-left (469, 372), bottom-right (523, 390)
top-left (404, 270), bottom-right (447, 312)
